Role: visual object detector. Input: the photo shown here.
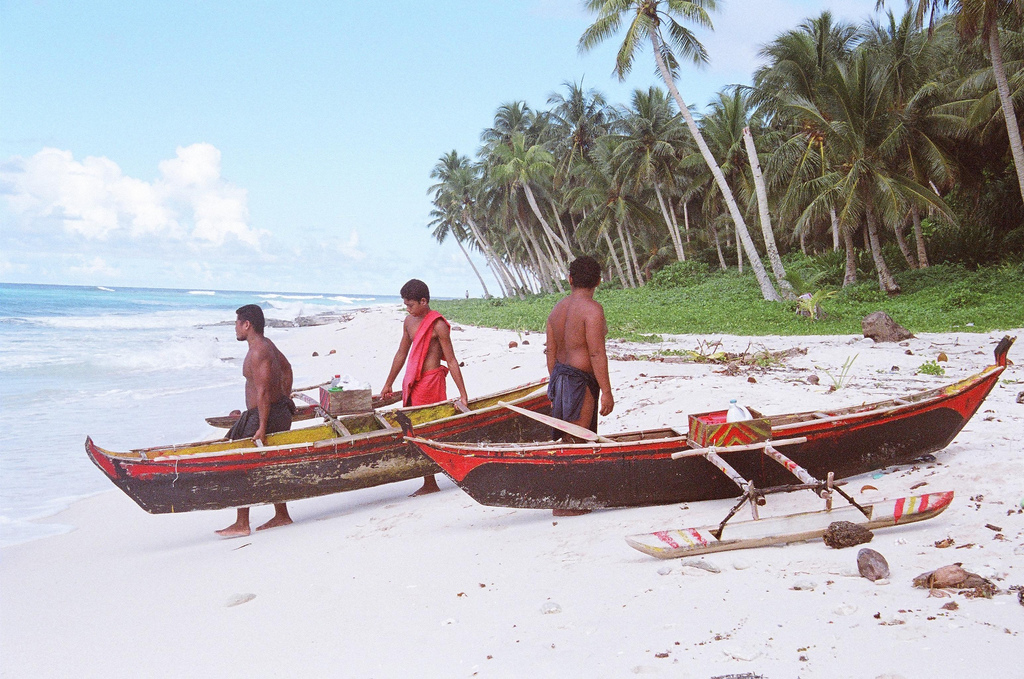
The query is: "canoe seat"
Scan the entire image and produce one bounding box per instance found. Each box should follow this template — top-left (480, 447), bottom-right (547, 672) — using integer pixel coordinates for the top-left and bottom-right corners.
top-left (375, 413), bottom-right (398, 431)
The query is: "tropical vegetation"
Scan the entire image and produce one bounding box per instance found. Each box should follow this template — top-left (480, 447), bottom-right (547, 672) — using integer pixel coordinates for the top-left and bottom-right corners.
top-left (426, 1), bottom-right (1023, 307)
top-left (433, 261), bottom-right (1024, 337)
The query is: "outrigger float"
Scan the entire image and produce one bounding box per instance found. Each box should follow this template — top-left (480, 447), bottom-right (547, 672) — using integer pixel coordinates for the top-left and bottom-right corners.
top-left (86, 379), bottom-right (551, 514)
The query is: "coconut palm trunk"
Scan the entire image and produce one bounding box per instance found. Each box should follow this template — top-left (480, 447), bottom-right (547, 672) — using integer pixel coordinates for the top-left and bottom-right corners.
top-left (830, 208), bottom-right (840, 251)
top-left (711, 222), bottom-right (727, 270)
top-left (452, 236), bottom-right (491, 298)
top-left (893, 214), bottom-right (917, 269)
top-left (514, 219), bottom-right (554, 293)
top-left (911, 207), bottom-right (929, 268)
top-left (624, 225), bottom-right (643, 284)
top-left (464, 213), bottom-right (517, 296)
top-left (736, 223), bottom-right (744, 273)
top-left (653, 182), bottom-right (685, 260)
top-left (865, 202), bottom-right (900, 294)
top-left (549, 199), bottom-right (575, 253)
top-left (616, 222), bottom-right (639, 287)
top-left (669, 200), bottom-right (687, 255)
top-left (648, 33), bottom-right (780, 301)
top-left (989, 26), bottom-right (1024, 204)
top-left (843, 228), bottom-right (858, 287)
top-left (522, 182), bottom-right (574, 262)
top-left (602, 229), bottom-right (630, 288)
top-left (742, 126), bottom-right (794, 298)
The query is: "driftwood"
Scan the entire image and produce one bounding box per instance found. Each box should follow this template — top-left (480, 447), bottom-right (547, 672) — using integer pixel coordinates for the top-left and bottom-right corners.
top-left (613, 343), bottom-right (807, 368)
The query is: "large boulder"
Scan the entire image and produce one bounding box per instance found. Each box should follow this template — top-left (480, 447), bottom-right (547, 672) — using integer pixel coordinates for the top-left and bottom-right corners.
top-left (861, 311), bottom-right (914, 342)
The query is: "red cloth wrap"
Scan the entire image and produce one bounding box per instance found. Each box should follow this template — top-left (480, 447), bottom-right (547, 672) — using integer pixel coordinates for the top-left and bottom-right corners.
top-left (402, 310), bottom-right (450, 406)
top-left (407, 366), bottom-right (449, 406)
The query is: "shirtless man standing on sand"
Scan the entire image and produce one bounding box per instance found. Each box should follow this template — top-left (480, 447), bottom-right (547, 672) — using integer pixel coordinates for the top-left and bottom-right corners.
top-left (380, 279), bottom-right (469, 496)
top-left (545, 256), bottom-right (614, 437)
top-left (217, 304), bottom-right (296, 537)
top-left (545, 257), bottom-right (614, 517)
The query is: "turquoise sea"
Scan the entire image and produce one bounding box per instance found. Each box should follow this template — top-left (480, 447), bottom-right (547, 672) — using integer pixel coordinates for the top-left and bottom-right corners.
top-left (0, 283), bottom-right (399, 546)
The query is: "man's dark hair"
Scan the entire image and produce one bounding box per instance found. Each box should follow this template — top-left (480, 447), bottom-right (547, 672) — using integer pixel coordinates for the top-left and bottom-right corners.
top-left (569, 256), bottom-right (601, 289)
top-left (400, 279), bottom-right (430, 303)
top-left (236, 304), bottom-right (265, 334)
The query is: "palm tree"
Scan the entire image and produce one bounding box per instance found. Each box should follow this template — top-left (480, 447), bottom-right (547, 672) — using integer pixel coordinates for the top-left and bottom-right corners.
top-left (864, 11), bottom-right (961, 268)
top-left (783, 49), bottom-right (952, 294)
top-left (491, 132), bottom-right (574, 266)
top-left (569, 138), bottom-right (661, 287)
top-left (428, 207), bottom-right (491, 298)
top-left (547, 80), bottom-right (612, 175)
top-left (579, 0), bottom-right (782, 301)
top-left (481, 101), bottom-right (535, 152)
top-left (881, 0), bottom-right (1024, 204)
top-left (753, 11), bottom-right (862, 254)
top-left (613, 86), bottom-right (689, 260)
top-left (429, 151), bottom-right (517, 297)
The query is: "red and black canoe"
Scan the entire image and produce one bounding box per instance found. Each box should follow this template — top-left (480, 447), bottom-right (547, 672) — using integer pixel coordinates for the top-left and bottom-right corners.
top-left (405, 337), bottom-right (1014, 512)
top-left (86, 379), bottom-right (551, 514)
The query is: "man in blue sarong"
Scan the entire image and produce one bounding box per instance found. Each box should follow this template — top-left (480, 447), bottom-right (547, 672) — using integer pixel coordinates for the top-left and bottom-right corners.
top-left (545, 256), bottom-right (615, 517)
top-left (545, 255), bottom-right (614, 438)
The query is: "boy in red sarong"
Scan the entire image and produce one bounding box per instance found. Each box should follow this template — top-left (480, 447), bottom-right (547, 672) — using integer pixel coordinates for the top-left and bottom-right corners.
top-left (379, 279), bottom-right (469, 496)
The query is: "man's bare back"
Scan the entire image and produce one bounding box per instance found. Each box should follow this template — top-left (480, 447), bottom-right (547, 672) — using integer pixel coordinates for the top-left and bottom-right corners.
top-left (546, 294), bottom-right (606, 375)
top-left (545, 259), bottom-right (614, 426)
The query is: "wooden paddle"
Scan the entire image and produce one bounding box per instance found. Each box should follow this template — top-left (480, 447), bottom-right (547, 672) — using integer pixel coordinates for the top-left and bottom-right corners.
top-left (497, 401), bottom-right (614, 443)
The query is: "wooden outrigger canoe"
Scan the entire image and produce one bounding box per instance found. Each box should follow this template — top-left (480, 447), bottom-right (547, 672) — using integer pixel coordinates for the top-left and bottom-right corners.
top-left (405, 337), bottom-right (1014, 512)
top-left (86, 379), bottom-right (551, 514)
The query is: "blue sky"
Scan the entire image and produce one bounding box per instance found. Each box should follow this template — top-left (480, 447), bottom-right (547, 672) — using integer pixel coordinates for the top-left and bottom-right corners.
top-left (1, 0), bottom-right (880, 297)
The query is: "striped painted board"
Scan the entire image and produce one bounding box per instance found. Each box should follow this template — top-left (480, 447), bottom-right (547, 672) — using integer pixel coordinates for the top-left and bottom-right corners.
top-left (625, 491), bottom-right (954, 559)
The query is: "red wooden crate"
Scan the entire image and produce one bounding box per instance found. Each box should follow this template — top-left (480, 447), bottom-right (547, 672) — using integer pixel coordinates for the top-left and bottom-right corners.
top-left (688, 409), bottom-right (771, 449)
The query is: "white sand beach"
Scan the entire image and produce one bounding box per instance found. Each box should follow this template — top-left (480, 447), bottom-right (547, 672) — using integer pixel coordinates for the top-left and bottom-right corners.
top-left (2, 307), bottom-right (1021, 679)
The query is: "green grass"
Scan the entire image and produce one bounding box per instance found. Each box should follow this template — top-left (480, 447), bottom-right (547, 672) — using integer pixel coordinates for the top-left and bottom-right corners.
top-left (435, 263), bottom-right (1024, 338)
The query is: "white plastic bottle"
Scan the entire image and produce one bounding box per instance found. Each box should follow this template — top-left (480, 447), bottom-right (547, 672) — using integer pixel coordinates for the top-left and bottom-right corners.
top-left (330, 374), bottom-right (342, 390)
top-left (726, 399), bottom-right (751, 422)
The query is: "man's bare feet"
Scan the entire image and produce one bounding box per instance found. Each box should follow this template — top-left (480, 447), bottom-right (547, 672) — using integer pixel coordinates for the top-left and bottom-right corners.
top-left (216, 522), bottom-right (251, 538)
top-left (409, 474), bottom-right (441, 497)
top-left (552, 508), bottom-right (592, 517)
top-left (217, 508), bottom-right (251, 537)
top-left (255, 503), bottom-right (292, 531)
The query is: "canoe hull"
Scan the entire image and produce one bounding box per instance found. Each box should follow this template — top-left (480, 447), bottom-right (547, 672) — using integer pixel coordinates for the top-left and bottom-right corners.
top-left (409, 354), bottom-right (1007, 511)
top-left (87, 382), bottom-right (551, 513)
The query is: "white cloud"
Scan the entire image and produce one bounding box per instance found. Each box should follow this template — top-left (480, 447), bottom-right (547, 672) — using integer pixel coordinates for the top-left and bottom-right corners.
top-left (0, 143), bottom-right (261, 247)
top-left (338, 230), bottom-right (366, 261)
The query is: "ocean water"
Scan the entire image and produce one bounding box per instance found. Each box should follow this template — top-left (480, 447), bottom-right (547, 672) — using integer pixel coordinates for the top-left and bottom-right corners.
top-left (0, 283), bottom-right (398, 546)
